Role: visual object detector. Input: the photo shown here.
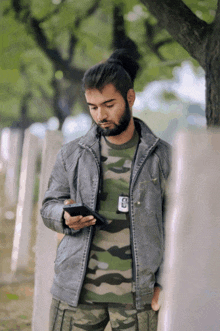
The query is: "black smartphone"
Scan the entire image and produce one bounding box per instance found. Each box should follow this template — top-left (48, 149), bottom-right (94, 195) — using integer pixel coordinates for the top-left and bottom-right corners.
top-left (63, 203), bottom-right (108, 226)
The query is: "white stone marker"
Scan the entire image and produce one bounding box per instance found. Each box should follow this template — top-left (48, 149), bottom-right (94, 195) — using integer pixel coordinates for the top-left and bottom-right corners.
top-left (11, 129), bottom-right (39, 272)
top-left (0, 128), bottom-right (10, 172)
top-left (158, 129), bottom-right (220, 331)
top-left (4, 129), bottom-right (23, 206)
top-left (32, 130), bottom-right (63, 331)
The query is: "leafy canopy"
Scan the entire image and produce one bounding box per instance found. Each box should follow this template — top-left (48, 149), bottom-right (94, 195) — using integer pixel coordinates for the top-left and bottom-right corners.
top-left (0, 0), bottom-right (216, 127)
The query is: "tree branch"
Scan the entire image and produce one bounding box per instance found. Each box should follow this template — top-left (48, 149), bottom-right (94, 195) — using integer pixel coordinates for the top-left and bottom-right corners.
top-left (144, 20), bottom-right (174, 61)
top-left (204, 0), bottom-right (220, 125)
top-left (67, 33), bottom-right (78, 64)
top-left (11, 0), bottom-right (86, 82)
top-left (140, 0), bottom-right (211, 68)
top-left (29, 17), bottom-right (85, 81)
top-left (85, 0), bottom-right (102, 19)
top-left (37, 85), bottom-right (53, 109)
top-left (39, 4), bottom-right (63, 23)
top-left (74, 0), bottom-right (101, 28)
top-left (156, 39), bottom-right (173, 50)
top-left (67, 0), bottom-right (101, 63)
top-left (112, 3), bottom-right (141, 60)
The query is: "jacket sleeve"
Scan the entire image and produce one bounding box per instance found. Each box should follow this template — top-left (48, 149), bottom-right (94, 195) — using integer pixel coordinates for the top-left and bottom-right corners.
top-left (155, 187), bottom-right (168, 287)
top-left (155, 141), bottom-right (172, 287)
top-left (40, 148), bottom-right (80, 235)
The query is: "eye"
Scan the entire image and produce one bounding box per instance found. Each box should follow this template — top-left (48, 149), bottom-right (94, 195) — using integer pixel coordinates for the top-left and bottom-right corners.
top-left (106, 104), bottom-right (114, 108)
top-left (90, 106), bottom-right (97, 111)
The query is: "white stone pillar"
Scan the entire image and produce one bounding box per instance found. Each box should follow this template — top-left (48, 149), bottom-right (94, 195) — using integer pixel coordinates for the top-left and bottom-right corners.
top-left (11, 129), bottom-right (39, 272)
top-left (158, 129), bottom-right (220, 331)
top-left (4, 129), bottom-right (23, 206)
top-left (0, 127), bottom-right (10, 172)
top-left (32, 130), bottom-right (63, 331)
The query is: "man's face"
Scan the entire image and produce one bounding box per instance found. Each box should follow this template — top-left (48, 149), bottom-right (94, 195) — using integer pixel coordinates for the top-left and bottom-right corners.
top-left (85, 84), bottom-right (132, 137)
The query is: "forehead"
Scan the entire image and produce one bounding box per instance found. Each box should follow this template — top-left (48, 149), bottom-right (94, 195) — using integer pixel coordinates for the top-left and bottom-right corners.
top-left (85, 84), bottom-right (123, 103)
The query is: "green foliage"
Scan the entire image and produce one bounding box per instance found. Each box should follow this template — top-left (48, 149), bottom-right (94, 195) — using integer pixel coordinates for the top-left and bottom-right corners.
top-left (123, 3), bottom-right (189, 90)
top-left (0, 0), bottom-right (53, 127)
top-left (0, 0), bottom-right (115, 127)
top-left (124, 1), bottom-right (216, 91)
top-left (0, 0), bottom-right (217, 128)
top-left (74, 7), bottom-right (113, 68)
top-left (184, 0), bottom-right (217, 23)
top-left (20, 50), bottom-right (54, 98)
top-left (162, 91), bottom-right (178, 102)
top-left (30, 0), bottom-right (56, 19)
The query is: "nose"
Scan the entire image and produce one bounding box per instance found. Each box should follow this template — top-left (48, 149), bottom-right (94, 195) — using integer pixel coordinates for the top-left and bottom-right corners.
top-left (97, 107), bottom-right (107, 123)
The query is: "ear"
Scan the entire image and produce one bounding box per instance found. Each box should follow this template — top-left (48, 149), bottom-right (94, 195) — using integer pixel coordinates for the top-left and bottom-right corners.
top-left (127, 89), bottom-right (135, 108)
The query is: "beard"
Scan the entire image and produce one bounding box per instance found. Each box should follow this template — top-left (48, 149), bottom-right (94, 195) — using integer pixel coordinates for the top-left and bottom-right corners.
top-left (98, 101), bottom-right (131, 137)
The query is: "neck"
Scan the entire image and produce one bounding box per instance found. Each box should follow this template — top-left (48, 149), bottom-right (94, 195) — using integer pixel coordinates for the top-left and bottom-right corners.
top-left (105, 118), bottom-right (135, 145)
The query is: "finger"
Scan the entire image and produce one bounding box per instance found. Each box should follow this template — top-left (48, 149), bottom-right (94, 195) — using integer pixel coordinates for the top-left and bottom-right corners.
top-left (79, 215), bottom-right (95, 223)
top-left (151, 300), bottom-right (160, 311)
top-left (69, 218), bottom-right (96, 230)
top-left (64, 213), bottom-right (82, 226)
top-left (83, 217), bottom-right (96, 226)
top-left (65, 215), bottom-right (93, 226)
top-left (72, 216), bottom-right (96, 228)
top-left (64, 199), bottom-right (75, 205)
top-left (151, 287), bottom-right (162, 311)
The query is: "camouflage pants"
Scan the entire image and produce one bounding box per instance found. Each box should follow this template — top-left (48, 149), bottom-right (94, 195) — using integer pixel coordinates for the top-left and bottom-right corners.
top-left (49, 298), bottom-right (158, 331)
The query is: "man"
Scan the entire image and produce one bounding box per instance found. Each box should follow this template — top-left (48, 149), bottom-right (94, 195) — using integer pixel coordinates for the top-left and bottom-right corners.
top-left (41, 49), bottom-right (171, 330)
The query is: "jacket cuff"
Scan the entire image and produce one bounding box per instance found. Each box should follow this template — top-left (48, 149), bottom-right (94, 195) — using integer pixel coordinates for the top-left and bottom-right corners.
top-left (154, 282), bottom-right (162, 290)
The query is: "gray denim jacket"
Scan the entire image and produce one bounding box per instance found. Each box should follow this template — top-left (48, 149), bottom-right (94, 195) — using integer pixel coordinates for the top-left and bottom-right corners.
top-left (41, 118), bottom-right (171, 309)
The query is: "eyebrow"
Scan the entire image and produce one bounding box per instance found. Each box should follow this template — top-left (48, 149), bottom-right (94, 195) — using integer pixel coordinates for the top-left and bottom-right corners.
top-left (87, 99), bottom-right (116, 106)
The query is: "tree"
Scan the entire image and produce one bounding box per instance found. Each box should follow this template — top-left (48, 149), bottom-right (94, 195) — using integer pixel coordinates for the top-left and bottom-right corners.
top-left (1, 0), bottom-right (112, 128)
top-left (1, 0), bottom-right (145, 128)
top-left (3, 0), bottom-right (104, 128)
top-left (2, 0), bottom-right (212, 128)
top-left (139, 0), bottom-right (218, 126)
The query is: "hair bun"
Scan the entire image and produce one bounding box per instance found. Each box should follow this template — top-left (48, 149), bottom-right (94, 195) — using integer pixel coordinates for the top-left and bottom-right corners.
top-left (108, 49), bottom-right (139, 83)
top-left (107, 58), bottom-right (123, 66)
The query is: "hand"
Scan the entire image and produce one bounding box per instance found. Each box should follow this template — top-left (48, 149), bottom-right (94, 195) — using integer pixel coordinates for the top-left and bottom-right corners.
top-left (63, 199), bottom-right (96, 230)
top-left (151, 286), bottom-right (161, 311)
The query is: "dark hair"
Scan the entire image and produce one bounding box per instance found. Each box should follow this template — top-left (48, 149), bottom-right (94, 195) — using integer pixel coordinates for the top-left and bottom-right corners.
top-left (82, 49), bottom-right (139, 100)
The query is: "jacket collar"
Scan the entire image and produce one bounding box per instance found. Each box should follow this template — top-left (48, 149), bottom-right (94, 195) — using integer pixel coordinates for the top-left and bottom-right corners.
top-left (133, 117), bottom-right (159, 151)
top-left (78, 122), bottom-right (100, 149)
top-left (78, 117), bottom-right (159, 153)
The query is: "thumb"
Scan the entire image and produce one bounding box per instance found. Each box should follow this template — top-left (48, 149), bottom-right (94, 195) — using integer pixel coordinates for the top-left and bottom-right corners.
top-left (151, 287), bottom-right (162, 312)
top-left (151, 300), bottom-right (160, 312)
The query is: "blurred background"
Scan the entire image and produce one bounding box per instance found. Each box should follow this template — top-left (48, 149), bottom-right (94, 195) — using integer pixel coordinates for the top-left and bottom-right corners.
top-left (1, 0), bottom-right (212, 146)
top-left (0, 0), bottom-right (216, 330)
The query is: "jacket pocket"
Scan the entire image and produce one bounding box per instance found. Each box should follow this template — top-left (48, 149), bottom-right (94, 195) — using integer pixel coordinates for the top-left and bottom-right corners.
top-left (55, 235), bottom-right (71, 266)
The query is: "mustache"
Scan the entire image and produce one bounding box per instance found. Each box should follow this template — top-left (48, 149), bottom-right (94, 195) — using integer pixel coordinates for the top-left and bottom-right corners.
top-left (98, 119), bottom-right (109, 124)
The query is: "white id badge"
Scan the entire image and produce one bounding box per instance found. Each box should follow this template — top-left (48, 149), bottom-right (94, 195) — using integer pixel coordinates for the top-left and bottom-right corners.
top-left (118, 195), bottom-right (129, 213)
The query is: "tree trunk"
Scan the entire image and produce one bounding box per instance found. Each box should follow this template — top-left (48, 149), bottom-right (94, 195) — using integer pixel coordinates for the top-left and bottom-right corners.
top-left (51, 77), bottom-right (69, 128)
top-left (205, 6), bottom-right (220, 126)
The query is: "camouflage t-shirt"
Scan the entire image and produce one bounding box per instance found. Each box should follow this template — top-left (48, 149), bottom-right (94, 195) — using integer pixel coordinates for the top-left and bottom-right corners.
top-left (80, 130), bottom-right (139, 304)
